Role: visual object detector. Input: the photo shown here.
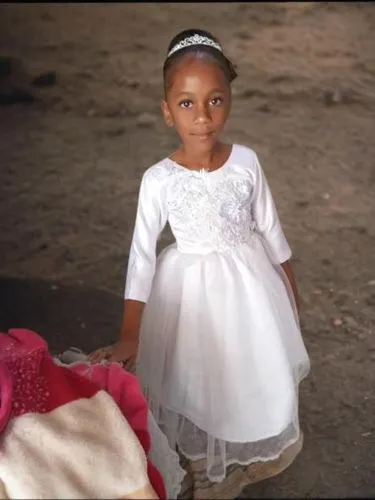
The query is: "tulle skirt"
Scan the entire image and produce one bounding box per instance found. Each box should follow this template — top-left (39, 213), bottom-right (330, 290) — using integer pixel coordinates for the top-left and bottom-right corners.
top-left (136, 232), bottom-right (310, 484)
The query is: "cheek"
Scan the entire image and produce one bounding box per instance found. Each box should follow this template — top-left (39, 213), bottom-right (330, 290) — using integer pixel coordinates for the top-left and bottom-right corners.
top-left (172, 110), bottom-right (193, 129)
top-left (212, 105), bottom-right (230, 123)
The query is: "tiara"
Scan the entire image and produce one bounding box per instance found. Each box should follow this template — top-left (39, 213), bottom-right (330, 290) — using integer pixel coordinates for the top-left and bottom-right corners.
top-left (167, 34), bottom-right (223, 58)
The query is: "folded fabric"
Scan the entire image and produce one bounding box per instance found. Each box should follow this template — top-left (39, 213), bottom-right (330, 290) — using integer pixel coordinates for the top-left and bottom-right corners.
top-left (68, 361), bottom-right (185, 499)
top-left (0, 329), bottom-right (162, 499)
top-left (68, 361), bottom-right (167, 498)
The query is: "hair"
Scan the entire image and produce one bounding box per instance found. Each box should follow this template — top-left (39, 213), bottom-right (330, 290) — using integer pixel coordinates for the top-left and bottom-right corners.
top-left (163, 28), bottom-right (237, 93)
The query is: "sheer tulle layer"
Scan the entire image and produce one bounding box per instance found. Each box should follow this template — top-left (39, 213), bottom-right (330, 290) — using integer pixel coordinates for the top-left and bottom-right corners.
top-left (136, 233), bottom-right (310, 482)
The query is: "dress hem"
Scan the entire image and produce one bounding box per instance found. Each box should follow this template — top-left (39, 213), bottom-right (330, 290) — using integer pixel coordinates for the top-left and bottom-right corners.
top-left (176, 429), bottom-right (302, 484)
top-left (142, 367), bottom-right (310, 443)
top-left (142, 369), bottom-right (309, 484)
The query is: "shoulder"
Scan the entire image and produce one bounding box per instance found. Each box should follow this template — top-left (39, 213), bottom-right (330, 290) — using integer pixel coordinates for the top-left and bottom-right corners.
top-left (232, 143), bottom-right (259, 162)
top-left (141, 158), bottom-right (179, 186)
top-left (137, 158), bottom-right (180, 204)
top-left (231, 144), bottom-right (261, 176)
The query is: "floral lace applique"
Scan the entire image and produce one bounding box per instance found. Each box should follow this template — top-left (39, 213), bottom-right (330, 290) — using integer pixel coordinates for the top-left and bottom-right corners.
top-left (166, 168), bottom-right (255, 251)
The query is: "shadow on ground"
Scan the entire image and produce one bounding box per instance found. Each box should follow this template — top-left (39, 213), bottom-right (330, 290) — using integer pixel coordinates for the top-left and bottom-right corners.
top-left (0, 275), bottom-right (121, 354)
top-left (1, 274), bottom-right (374, 498)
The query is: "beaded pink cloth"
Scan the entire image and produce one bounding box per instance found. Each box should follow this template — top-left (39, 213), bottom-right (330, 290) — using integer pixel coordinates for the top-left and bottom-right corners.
top-left (0, 329), bottom-right (165, 499)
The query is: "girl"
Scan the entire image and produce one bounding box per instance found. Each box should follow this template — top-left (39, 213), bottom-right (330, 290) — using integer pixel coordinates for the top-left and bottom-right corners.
top-left (90, 29), bottom-right (310, 498)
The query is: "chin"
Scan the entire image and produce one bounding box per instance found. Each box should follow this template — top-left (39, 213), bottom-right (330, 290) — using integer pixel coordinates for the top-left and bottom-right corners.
top-left (189, 135), bottom-right (219, 152)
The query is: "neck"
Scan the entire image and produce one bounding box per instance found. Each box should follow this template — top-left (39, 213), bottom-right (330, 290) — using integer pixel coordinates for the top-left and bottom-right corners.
top-left (180, 142), bottom-right (223, 170)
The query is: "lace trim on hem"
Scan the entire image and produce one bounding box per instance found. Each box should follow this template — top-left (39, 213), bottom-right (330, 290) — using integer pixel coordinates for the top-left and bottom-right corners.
top-left (176, 430), bottom-right (302, 484)
top-left (142, 370), bottom-right (309, 484)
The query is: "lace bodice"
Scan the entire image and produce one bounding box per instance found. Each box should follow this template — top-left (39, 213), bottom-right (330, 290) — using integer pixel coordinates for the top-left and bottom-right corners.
top-left (165, 161), bottom-right (256, 254)
top-left (125, 144), bottom-right (292, 302)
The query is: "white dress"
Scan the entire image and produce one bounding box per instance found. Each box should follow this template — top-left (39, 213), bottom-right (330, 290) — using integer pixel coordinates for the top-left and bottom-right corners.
top-left (125, 144), bottom-right (310, 484)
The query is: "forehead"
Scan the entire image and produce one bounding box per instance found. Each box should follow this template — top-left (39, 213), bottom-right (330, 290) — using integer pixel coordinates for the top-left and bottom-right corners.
top-left (166, 54), bottom-right (229, 93)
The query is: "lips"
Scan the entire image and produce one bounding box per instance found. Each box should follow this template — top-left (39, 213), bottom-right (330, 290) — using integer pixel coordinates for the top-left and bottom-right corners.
top-left (192, 131), bottom-right (214, 139)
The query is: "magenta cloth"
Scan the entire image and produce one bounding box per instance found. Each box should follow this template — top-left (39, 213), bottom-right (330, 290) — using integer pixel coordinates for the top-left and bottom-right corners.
top-left (0, 329), bottom-right (166, 499)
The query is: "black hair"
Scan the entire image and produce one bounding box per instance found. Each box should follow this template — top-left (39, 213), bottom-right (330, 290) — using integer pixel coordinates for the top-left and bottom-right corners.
top-left (163, 28), bottom-right (237, 92)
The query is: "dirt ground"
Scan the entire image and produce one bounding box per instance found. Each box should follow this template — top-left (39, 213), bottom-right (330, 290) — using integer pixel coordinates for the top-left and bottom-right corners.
top-left (0, 2), bottom-right (375, 498)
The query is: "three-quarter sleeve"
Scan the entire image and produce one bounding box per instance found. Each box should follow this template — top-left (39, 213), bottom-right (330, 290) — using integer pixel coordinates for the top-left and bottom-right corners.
top-left (124, 170), bottom-right (168, 302)
top-left (251, 153), bottom-right (292, 264)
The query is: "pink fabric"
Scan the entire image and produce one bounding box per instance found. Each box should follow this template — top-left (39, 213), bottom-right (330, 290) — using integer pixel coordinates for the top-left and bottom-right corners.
top-left (0, 364), bottom-right (12, 433)
top-left (0, 329), bottom-right (99, 416)
top-left (71, 362), bottom-right (166, 498)
top-left (0, 329), bottom-right (48, 420)
top-left (0, 329), bottom-right (166, 499)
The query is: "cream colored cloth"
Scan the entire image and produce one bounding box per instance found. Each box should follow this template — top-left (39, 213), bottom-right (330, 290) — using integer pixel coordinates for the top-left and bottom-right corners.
top-left (0, 391), bottom-right (158, 499)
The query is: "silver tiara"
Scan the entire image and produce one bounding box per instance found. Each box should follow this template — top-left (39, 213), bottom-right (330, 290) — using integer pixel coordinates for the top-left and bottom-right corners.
top-left (167, 34), bottom-right (223, 58)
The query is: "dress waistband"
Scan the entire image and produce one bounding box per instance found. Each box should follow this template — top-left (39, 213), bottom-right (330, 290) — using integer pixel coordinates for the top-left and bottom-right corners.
top-left (175, 232), bottom-right (258, 255)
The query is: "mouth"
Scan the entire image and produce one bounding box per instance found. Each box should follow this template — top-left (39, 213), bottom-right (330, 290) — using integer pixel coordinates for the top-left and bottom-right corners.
top-left (191, 131), bottom-right (214, 140)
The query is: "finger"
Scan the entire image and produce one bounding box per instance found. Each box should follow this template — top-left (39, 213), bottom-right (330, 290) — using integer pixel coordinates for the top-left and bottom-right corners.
top-left (88, 347), bottom-right (108, 362)
top-left (124, 357), bottom-right (136, 371)
top-left (116, 355), bottom-right (130, 366)
top-left (88, 350), bottom-right (101, 362)
top-left (125, 356), bottom-right (134, 366)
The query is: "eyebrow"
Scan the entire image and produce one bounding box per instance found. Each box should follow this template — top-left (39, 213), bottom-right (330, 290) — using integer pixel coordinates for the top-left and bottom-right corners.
top-left (173, 88), bottom-right (225, 97)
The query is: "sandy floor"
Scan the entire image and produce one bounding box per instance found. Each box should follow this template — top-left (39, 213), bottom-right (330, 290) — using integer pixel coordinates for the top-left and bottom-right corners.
top-left (1, 2), bottom-right (375, 497)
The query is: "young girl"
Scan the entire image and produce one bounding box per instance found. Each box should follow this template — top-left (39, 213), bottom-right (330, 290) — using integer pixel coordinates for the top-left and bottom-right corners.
top-left (90, 28), bottom-right (310, 498)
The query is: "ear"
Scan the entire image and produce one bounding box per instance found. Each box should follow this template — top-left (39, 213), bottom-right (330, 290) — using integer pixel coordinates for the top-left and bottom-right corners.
top-left (161, 100), bottom-right (174, 128)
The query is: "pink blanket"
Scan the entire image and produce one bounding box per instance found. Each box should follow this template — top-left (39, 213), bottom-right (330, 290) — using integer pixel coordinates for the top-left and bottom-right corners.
top-left (0, 329), bottom-right (166, 499)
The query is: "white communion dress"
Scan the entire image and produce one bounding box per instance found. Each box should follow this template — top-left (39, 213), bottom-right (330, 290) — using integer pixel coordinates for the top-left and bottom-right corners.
top-left (124, 144), bottom-right (310, 483)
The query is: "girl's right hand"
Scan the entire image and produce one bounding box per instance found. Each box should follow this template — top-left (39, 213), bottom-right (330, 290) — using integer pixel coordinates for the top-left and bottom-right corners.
top-left (88, 339), bottom-right (139, 367)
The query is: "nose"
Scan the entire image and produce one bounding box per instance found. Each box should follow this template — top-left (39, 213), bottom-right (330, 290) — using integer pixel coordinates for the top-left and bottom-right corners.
top-left (194, 103), bottom-right (210, 124)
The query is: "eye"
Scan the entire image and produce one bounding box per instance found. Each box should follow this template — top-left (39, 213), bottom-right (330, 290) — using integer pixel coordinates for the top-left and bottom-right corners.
top-left (210, 96), bottom-right (224, 106)
top-left (179, 99), bottom-right (193, 109)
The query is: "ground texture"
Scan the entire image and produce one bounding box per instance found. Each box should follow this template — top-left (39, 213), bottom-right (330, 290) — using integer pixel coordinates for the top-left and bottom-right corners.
top-left (0, 3), bottom-right (374, 497)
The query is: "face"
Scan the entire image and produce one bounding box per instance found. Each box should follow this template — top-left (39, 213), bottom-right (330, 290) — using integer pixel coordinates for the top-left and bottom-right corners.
top-left (161, 54), bottom-right (231, 153)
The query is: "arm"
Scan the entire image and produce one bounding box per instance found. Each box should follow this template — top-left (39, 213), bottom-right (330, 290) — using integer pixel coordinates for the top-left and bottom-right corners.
top-left (121, 170), bottom-right (167, 341)
top-left (280, 260), bottom-right (301, 313)
top-left (251, 153), bottom-right (300, 310)
top-left (119, 300), bottom-right (145, 342)
top-left (251, 152), bottom-right (292, 265)
top-left (89, 171), bottom-right (167, 363)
